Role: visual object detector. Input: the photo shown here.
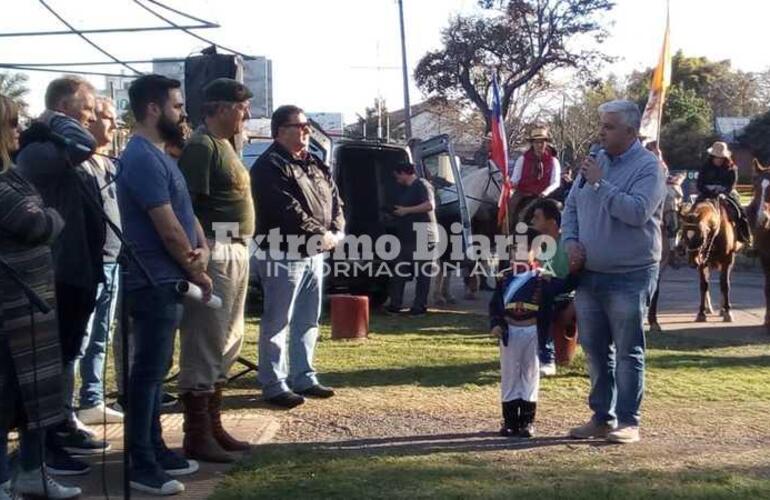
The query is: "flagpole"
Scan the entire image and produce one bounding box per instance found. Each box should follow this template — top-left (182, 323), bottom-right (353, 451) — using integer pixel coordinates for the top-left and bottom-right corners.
top-left (657, 0), bottom-right (669, 146)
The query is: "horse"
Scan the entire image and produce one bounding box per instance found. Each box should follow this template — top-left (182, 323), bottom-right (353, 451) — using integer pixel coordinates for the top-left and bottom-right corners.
top-left (749, 158), bottom-right (770, 334)
top-left (680, 194), bottom-right (742, 323)
top-left (647, 172), bottom-right (686, 332)
top-left (431, 160), bottom-right (502, 304)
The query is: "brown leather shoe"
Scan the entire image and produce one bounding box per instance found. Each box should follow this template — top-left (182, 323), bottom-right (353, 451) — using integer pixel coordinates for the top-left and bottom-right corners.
top-left (181, 392), bottom-right (234, 463)
top-left (210, 384), bottom-right (251, 452)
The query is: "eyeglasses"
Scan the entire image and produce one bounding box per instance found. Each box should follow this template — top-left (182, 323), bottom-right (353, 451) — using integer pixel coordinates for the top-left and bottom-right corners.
top-left (282, 122), bottom-right (311, 130)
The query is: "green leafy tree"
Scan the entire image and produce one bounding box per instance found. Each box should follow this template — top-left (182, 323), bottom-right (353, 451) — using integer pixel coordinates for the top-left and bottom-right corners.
top-left (739, 110), bottom-right (770, 164)
top-left (414, 0), bottom-right (614, 133)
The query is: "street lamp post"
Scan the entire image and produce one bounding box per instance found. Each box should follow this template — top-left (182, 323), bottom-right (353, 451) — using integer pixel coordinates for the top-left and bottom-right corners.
top-left (398, 0), bottom-right (412, 140)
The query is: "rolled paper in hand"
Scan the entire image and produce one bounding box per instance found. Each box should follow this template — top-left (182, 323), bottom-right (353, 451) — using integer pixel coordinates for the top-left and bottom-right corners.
top-left (176, 280), bottom-right (223, 309)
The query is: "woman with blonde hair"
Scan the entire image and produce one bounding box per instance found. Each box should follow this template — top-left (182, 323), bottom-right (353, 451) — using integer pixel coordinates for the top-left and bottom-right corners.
top-left (0, 94), bottom-right (79, 499)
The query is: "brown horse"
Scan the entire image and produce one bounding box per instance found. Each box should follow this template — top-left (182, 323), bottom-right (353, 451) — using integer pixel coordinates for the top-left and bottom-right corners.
top-left (648, 173), bottom-right (686, 332)
top-left (680, 196), bottom-right (741, 322)
top-left (749, 159), bottom-right (770, 333)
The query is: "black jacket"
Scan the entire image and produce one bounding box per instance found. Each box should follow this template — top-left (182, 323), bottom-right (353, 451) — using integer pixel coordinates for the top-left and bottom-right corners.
top-left (489, 268), bottom-right (576, 346)
top-left (15, 113), bottom-right (105, 289)
top-left (697, 163), bottom-right (737, 197)
top-left (251, 142), bottom-right (344, 256)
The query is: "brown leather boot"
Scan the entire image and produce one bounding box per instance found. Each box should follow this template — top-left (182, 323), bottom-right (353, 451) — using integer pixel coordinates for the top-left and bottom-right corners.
top-left (210, 384), bottom-right (251, 452)
top-left (181, 392), bottom-right (234, 463)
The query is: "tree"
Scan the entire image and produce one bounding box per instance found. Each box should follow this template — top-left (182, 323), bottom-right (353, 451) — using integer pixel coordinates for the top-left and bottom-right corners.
top-left (551, 76), bottom-right (621, 166)
top-left (739, 110), bottom-right (770, 164)
top-left (414, 0), bottom-right (614, 133)
top-left (0, 71), bottom-right (30, 109)
top-left (346, 98), bottom-right (394, 141)
top-left (628, 51), bottom-right (766, 118)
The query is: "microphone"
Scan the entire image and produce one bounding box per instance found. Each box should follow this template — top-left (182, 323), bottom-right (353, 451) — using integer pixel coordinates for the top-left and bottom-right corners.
top-left (579, 143), bottom-right (603, 188)
top-left (24, 122), bottom-right (95, 157)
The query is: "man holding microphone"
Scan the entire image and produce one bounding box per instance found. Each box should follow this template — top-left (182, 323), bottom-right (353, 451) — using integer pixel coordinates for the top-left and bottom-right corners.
top-left (561, 100), bottom-right (665, 445)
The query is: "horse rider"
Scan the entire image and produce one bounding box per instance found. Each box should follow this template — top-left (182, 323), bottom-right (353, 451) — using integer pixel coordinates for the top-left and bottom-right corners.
top-left (696, 141), bottom-right (752, 244)
top-left (508, 126), bottom-right (561, 225)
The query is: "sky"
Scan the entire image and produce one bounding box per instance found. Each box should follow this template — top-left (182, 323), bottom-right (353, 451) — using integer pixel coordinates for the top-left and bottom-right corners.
top-left (1, 0), bottom-right (768, 121)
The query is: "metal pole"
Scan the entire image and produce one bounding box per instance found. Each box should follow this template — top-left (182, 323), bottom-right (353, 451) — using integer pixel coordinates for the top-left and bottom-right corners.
top-left (398, 0), bottom-right (412, 140)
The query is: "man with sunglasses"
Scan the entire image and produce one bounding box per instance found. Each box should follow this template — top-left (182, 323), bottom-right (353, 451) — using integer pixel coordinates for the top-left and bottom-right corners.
top-left (251, 105), bottom-right (344, 409)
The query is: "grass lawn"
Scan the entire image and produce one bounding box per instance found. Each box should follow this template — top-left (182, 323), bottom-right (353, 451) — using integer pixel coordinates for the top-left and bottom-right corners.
top-left (204, 309), bottom-right (770, 499)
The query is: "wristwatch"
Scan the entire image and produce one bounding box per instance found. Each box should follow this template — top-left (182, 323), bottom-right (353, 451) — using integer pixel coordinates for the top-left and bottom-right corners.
top-left (591, 179), bottom-right (604, 191)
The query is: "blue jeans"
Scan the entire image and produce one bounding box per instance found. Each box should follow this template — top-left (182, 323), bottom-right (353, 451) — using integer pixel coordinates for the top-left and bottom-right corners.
top-left (0, 430), bottom-right (44, 482)
top-left (0, 337), bottom-right (45, 481)
top-left (77, 262), bottom-right (120, 409)
top-left (575, 266), bottom-right (658, 427)
top-left (256, 254), bottom-right (323, 398)
top-left (127, 284), bottom-right (181, 473)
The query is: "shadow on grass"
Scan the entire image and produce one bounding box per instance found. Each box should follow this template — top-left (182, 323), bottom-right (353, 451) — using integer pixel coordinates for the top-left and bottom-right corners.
top-left (250, 432), bottom-right (607, 458)
top-left (648, 325), bottom-right (770, 351)
top-left (212, 435), bottom-right (770, 500)
top-left (224, 359), bottom-right (500, 394)
top-left (648, 353), bottom-right (770, 370)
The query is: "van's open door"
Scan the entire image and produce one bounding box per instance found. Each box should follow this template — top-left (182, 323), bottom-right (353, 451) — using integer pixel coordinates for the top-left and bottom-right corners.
top-left (412, 134), bottom-right (473, 261)
top-left (308, 119), bottom-right (333, 164)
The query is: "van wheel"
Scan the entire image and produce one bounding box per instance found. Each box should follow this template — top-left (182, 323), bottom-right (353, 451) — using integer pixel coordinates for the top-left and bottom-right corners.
top-left (368, 289), bottom-right (389, 308)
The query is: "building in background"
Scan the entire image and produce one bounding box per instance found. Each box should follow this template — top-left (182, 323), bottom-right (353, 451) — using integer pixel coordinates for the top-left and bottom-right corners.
top-left (243, 56), bottom-right (273, 119)
top-left (149, 56), bottom-right (273, 119)
top-left (307, 112), bottom-right (344, 137)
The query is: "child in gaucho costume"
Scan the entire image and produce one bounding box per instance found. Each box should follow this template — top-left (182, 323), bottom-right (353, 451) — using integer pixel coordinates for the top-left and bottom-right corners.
top-left (489, 237), bottom-right (575, 438)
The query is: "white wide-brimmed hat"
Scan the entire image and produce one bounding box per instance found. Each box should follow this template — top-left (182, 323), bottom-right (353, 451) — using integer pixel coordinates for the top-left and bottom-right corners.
top-left (707, 141), bottom-right (732, 160)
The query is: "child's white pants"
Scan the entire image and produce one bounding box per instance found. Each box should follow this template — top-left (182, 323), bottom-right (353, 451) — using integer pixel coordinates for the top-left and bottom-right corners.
top-left (499, 324), bottom-right (540, 403)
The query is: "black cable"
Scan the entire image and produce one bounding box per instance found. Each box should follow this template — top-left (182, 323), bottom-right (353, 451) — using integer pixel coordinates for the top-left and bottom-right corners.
top-left (133, 0), bottom-right (255, 59)
top-left (142, 0), bottom-right (217, 27)
top-left (37, 0), bottom-right (143, 75)
top-left (0, 64), bottom-right (133, 79)
top-left (98, 264), bottom-right (120, 500)
top-left (27, 301), bottom-right (49, 499)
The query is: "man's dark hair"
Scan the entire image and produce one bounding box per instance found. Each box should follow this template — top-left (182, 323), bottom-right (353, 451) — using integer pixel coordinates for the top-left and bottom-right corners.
top-left (271, 104), bottom-right (304, 138)
top-left (128, 74), bottom-right (182, 122)
top-left (393, 161), bottom-right (416, 175)
top-left (45, 75), bottom-right (95, 110)
top-left (532, 198), bottom-right (562, 227)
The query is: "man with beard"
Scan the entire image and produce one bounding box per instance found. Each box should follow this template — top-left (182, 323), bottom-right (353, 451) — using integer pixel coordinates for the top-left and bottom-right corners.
top-left (118, 74), bottom-right (209, 495)
top-left (15, 75), bottom-right (108, 475)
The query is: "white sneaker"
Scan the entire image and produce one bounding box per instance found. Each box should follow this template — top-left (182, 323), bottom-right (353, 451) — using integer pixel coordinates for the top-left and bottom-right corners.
top-left (607, 424), bottom-right (641, 444)
top-left (539, 363), bottom-right (557, 377)
top-left (0, 480), bottom-right (14, 500)
top-left (14, 469), bottom-right (81, 499)
top-left (78, 402), bottom-right (124, 424)
top-left (72, 415), bottom-right (96, 437)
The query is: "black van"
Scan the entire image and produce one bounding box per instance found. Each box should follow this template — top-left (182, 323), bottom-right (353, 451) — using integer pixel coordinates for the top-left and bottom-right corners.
top-left (246, 124), bottom-right (473, 307)
top-left (328, 135), bottom-right (473, 305)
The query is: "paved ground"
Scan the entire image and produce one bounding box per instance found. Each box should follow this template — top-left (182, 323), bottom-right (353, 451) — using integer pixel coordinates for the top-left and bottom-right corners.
top-left (69, 412), bottom-right (279, 500)
top-left (429, 265), bottom-right (768, 332)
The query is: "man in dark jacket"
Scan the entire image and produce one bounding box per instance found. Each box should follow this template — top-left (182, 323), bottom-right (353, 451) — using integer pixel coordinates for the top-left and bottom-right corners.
top-left (16, 76), bottom-right (109, 472)
top-left (251, 105), bottom-right (344, 409)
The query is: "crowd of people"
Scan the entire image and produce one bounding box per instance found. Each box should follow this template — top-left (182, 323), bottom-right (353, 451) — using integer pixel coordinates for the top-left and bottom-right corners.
top-left (0, 74), bottom-right (342, 498)
top-left (0, 70), bottom-right (752, 499)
